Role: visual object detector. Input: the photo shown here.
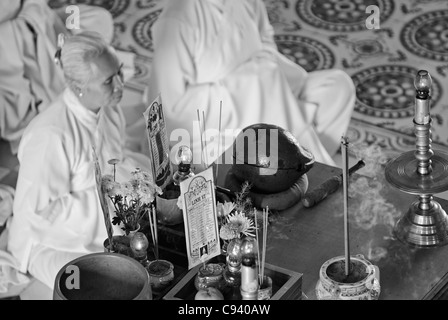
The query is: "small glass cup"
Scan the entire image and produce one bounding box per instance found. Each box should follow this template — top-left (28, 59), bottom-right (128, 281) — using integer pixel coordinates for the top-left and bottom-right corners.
top-left (194, 263), bottom-right (226, 291)
top-left (257, 275), bottom-right (273, 300)
top-left (147, 259), bottom-right (174, 292)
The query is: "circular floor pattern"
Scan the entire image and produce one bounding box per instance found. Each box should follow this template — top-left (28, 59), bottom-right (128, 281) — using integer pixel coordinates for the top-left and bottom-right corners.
top-left (48, 0), bottom-right (130, 18)
top-left (347, 122), bottom-right (414, 160)
top-left (131, 9), bottom-right (162, 52)
top-left (351, 65), bottom-right (442, 118)
top-left (295, 0), bottom-right (394, 32)
top-left (400, 10), bottom-right (448, 62)
top-left (132, 58), bottom-right (151, 82)
top-left (274, 34), bottom-right (335, 72)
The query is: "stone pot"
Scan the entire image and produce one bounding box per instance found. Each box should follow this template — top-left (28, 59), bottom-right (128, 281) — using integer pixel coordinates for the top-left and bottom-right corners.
top-left (315, 254), bottom-right (380, 300)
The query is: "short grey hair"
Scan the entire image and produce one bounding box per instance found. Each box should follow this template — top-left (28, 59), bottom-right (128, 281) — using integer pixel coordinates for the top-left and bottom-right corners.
top-left (60, 31), bottom-right (110, 91)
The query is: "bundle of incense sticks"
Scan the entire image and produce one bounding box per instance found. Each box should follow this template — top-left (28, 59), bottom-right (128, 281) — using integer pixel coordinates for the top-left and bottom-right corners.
top-left (197, 102), bottom-right (223, 183)
top-left (196, 109), bottom-right (209, 168)
top-left (254, 207), bottom-right (269, 285)
top-left (148, 204), bottom-right (159, 260)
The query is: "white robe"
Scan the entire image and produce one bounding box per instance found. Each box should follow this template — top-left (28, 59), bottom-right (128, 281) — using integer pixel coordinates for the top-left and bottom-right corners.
top-left (6, 88), bottom-right (152, 290)
top-left (0, 0), bottom-right (117, 155)
top-left (148, 0), bottom-right (355, 166)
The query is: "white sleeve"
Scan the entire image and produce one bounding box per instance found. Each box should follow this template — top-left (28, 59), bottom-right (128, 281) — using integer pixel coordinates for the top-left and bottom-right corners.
top-left (13, 128), bottom-right (103, 250)
top-left (149, 16), bottom-right (196, 112)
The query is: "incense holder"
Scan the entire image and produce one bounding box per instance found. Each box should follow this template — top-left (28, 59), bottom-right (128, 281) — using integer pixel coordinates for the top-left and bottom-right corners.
top-left (147, 259), bottom-right (174, 292)
top-left (194, 263), bottom-right (226, 292)
top-left (258, 275), bottom-right (273, 300)
top-left (316, 254), bottom-right (380, 300)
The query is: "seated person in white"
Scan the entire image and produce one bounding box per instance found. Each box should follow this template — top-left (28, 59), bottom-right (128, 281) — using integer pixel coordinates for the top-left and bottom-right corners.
top-left (0, 0), bottom-right (122, 155)
top-left (5, 31), bottom-right (153, 291)
top-left (147, 0), bottom-right (356, 166)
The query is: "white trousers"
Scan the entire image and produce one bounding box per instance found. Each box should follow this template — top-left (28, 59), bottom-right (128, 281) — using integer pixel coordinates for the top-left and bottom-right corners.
top-left (300, 69), bottom-right (356, 159)
top-left (28, 245), bottom-right (85, 293)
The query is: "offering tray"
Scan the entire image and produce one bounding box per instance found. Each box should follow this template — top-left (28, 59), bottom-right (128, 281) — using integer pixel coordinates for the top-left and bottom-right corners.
top-left (163, 258), bottom-right (303, 300)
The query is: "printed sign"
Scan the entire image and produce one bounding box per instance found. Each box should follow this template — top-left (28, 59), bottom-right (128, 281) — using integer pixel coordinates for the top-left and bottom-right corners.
top-left (180, 167), bottom-right (220, 269)
top-left (92, 147), bottom-right (114, 251)
top-left (144, 94), bottom-right (173, 190)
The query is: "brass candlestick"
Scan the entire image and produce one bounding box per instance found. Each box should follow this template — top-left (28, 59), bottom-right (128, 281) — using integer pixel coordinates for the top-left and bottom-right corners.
top-left (385, 70), bottom-right (448, 248)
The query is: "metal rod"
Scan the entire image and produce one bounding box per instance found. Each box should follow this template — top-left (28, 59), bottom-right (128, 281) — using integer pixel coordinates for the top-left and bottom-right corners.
top-left (341, 136), bottom-right (350, 277)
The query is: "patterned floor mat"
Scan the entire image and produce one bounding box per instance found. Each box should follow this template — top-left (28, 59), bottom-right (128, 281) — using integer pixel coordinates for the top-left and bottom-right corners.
top-left (47, 0), bottom-right (448, 156)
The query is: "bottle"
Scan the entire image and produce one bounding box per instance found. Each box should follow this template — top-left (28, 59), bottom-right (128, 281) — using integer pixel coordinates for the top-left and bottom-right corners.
top-left (240, 236), bottom-right (259, 300)
top-left (223, 238), bottom-right (243, 300)
top-left (173, 145), bottom-right (195, 185)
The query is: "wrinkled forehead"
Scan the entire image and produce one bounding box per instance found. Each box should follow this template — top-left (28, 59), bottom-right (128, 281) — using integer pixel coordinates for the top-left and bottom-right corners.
top-left (89, 48), bottom-right (120, 82)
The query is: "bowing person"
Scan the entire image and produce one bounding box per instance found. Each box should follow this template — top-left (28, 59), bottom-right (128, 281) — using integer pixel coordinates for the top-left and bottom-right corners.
top-left (147, 0), bottom-right (356, 166)
top-left (5, 31), bottom-right (153, 293)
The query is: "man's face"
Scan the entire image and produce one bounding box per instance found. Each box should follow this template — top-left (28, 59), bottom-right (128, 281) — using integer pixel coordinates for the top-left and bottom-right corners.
top-left (81, 49), bottom-right (124, 112)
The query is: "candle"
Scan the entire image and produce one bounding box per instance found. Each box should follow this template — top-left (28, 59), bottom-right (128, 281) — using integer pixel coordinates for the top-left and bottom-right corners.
top-left (240, 237), bottom-right (259, 299)
top-left (414, 70), bottom-right (432, 125)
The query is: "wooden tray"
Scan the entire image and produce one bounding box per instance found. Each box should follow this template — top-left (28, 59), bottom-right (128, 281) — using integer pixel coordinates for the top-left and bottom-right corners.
top-left (163, 262), bottom-right (303, 300)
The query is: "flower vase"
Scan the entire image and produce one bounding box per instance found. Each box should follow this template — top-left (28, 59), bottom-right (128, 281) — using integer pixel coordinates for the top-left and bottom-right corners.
top-left (127, 223), bottom-right (141, 238)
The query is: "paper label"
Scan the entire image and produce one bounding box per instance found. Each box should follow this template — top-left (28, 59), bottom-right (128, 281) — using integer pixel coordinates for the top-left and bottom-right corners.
top-left (143, 94), bottom-right (173, 190)
top-left (180, 167), bottom-right (220, 269)
top-left (92, 147), bottom-right (114, 249)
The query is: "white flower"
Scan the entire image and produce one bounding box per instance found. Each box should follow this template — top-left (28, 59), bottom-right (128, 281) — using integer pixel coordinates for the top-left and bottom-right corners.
top-left (219, 210), bottom-right (255, 240)
top-left (217, 201), bottom-right (236, 219)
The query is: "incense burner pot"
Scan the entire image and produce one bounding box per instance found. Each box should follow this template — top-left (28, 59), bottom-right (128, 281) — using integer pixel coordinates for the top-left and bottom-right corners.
top-left (194, 263), bottom-right (226, 292)
top-left (316, 254), bottom-right (380, 300)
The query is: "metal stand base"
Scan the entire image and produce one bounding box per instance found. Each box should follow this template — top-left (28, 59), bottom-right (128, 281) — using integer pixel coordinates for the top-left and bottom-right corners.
top-left (394, 199), bottom-right (448, 248)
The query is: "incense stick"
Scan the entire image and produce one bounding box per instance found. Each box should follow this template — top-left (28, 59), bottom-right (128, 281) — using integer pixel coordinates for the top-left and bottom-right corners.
top-left (148, 204), bottom-right (159, 260)
top-left (341, 136), bottom-right (350, 277)
top-left (153, 205), bottom-right (159, 260)
top-left (197, 109), bottom-right (206, 168)
top-left (261, 207), bottom-right (268, 283)
top-left (254, 208), bottom-right (261, 285)
top-left (148, 208), bottom-right (155, 257)
top-left (202, 110), bottom-right (209, 167)
top-left (216, 101), bottom-right (222, 183)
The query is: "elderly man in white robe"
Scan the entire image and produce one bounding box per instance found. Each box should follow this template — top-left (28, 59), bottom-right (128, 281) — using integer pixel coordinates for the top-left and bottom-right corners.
top-left (3, 31), bottom-right (153, 296)
top-left (147, 0), bottom-right (356, 167)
